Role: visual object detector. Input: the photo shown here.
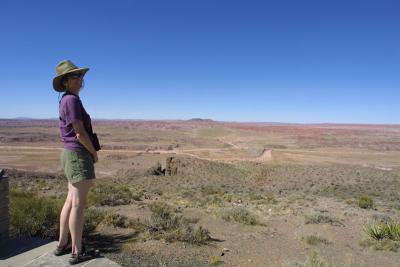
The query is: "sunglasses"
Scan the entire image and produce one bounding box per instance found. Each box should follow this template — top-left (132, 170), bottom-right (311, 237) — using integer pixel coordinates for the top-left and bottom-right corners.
top-left (68, 73), bottom-right (84, 79)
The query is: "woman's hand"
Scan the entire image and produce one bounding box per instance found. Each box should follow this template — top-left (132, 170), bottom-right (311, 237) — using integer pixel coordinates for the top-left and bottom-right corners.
top-left (72, 121), bottom-right (98, 158)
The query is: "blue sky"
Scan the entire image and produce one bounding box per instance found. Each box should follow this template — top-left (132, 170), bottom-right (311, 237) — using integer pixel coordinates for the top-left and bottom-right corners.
top-left (1, 0), bottom-right (399, 123)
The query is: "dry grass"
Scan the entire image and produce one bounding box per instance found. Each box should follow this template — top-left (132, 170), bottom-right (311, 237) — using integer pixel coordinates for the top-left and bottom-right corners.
top-left (302, 235), bottom-right (333, 246)
top-left (305, 213), bottom-right (343, 226)
top-left (218, 207), bottom-right (258, 225)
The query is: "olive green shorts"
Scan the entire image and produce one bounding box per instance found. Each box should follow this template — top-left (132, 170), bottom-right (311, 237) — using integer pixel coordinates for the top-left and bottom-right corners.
top-left (60, 149), bottom-right (96, 184)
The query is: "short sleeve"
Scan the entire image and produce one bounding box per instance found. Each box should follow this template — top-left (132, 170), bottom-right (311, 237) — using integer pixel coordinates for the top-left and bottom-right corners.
top-left (62, 96), bottom-right (83, 126)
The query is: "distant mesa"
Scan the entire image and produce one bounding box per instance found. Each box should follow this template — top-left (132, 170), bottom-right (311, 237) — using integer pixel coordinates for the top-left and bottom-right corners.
top-left (14, 117), bottom-right (34, 120)
top-left (189, 118), bottom-right (214, 122)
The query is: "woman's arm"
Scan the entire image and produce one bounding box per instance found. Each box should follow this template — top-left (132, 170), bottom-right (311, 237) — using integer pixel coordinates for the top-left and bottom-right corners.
top-left (72, 120), bottom-right (98, 163)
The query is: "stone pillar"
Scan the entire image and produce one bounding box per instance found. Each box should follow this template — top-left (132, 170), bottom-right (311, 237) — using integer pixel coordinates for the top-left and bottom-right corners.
top-left (0, 169), bottom-right (9, 243)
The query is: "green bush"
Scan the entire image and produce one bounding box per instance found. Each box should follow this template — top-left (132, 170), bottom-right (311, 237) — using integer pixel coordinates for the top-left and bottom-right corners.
top-left (358, 194), bottom-right (374, 209)
top-left (88, 183), bottom-right (139, 206)
top-left (219, 207), bottom-right (257, 225)
top-left (9, 189), bottom-right (62, 239)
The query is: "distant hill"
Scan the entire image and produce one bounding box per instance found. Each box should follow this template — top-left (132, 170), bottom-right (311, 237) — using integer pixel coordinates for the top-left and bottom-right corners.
top-left (188, 118), bottom-right (214, 122)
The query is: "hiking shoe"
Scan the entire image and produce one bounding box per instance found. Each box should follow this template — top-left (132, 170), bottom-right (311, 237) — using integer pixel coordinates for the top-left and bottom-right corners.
top-left (68, 246), bottom-right (100, 265)
top-left (53, 241), bottom-right (71, 256)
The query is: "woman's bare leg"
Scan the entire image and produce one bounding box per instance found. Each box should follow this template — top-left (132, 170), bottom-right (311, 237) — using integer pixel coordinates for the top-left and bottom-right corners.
top-left (69, 179), bottom-right (94, 254)
top-left (58, 188), bottom-right (72, 247)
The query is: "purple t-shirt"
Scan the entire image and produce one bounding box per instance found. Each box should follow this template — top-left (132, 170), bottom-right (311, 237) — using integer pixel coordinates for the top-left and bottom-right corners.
top-left (59, 94), bottom-right (92, 151)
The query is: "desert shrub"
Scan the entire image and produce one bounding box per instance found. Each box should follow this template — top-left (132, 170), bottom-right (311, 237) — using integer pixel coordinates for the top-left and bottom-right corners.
top-left (103, 213), bottom-right (132, 228)
top-left (147, 202), bottom-right (181, 231)
top-left (358, 194), bottom-right (374, 209)
top-left (9, 189), bottom-right (62, 239)
top-left (160, 224), bottom-right (211, 245)
top-left (183, 225), bottom-right (211, 245)
top-left (302, 235), bottom-right (333, 246)
top-left (305, 213), bottom-right (343, 226)
top-left (219, 207), bottom-right (257, 225)
top-left (84, 207), bottom-right (105, 234)
top-left (88, 183), bottom-right (139, 206)
top-left (146, 202), bottom-right (211, 245)
top-left (102, 212), bottom-right (145, 232)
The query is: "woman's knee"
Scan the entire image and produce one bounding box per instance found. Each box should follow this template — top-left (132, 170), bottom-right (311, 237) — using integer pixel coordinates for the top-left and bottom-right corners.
top-left (70, 180), bottom-right (93, 209)
top-left (71, 196), bottom-right (85, 210)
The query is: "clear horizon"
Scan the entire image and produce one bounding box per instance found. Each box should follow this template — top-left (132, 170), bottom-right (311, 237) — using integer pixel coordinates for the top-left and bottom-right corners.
top-left (1, 117), bottom-right (400, 126)
top-left (1, 0), bottom-right (399, 124)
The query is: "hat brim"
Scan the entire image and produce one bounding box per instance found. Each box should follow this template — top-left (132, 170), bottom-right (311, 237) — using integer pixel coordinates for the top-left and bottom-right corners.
top-left (53, 68), bottom-right (89, 92)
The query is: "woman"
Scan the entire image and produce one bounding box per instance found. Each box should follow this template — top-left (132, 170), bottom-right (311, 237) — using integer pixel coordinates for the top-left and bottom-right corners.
top-left (52, 60), bottom-right (98, 264)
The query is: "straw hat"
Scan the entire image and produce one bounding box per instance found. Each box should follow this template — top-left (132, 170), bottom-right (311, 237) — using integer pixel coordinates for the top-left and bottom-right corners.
top-left (53, 60), bottom-right (89, 92)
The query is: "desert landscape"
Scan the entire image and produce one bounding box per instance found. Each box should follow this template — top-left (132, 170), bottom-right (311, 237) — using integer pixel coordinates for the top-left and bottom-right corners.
top-left (1, 118), bottom-right (400, 267)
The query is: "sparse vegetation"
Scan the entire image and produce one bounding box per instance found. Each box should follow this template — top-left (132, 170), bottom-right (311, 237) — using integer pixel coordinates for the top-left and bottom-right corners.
top-left (88, 183), bottom-right (140, 206)
top-left (305, 213), bottom-right (343, 226)
top-left (286, 251), bottom-right (332, 267)
top-left (219, 207), bottom-right (258, 225)
top-left (304, 251), bottom-right (332, 267)
top-left (201, 185), bottom-right (226, 196)
top-left (101, 212), bottom-right (146, 232)
top-left (302, 235), bottom-right (333, 246)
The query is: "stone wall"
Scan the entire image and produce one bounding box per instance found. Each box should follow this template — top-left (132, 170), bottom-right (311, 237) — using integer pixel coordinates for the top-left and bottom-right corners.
top-left (0, 173), bottom-right (9, 243)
